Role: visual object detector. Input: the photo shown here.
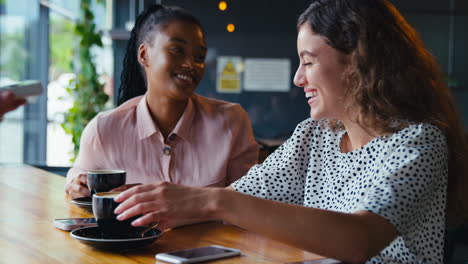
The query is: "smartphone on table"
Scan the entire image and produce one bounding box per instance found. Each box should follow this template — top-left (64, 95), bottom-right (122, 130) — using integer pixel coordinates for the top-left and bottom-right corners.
top-left (53, 218), bottom-right (97, 231)
top-left (286, 259), bottom-right (344, 264)
top-left (155, 245), bottom-right (241, 263)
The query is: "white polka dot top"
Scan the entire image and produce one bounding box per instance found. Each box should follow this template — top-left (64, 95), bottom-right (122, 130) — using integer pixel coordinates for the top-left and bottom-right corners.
top-left (233, 119), bottom-right (448, 264)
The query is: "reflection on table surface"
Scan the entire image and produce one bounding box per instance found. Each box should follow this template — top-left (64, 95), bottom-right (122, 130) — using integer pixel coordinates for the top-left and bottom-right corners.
top-left (0, 164), bottom-right (323, 263)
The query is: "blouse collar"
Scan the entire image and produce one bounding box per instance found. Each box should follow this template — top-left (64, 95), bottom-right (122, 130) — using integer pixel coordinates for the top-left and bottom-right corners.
top-left (136, 93), bottom-right (195, 141)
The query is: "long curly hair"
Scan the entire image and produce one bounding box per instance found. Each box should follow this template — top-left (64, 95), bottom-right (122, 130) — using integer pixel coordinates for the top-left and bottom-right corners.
top-left (298, 0), bottom-right (468, 226)
top-left (118, 4), bottom-right (203, 105)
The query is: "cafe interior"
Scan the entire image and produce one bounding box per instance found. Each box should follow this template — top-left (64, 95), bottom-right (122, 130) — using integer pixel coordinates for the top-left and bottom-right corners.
top-left (1, 0), bottom-right (468, 263)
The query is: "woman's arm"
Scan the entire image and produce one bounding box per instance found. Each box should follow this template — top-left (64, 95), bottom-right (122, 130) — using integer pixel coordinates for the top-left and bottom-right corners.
top-left (225, 105), bottom-right (259, 184)
top-left (219, 187), bottom-right (397, 263)
top-left (113, 183), bottom-right (397, 263)
top-left (65, 116), bottom-right (105, 198)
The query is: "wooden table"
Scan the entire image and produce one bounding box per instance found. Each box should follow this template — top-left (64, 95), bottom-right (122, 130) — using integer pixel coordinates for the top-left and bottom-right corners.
top-left (0, 165), bottom-right (323, 263)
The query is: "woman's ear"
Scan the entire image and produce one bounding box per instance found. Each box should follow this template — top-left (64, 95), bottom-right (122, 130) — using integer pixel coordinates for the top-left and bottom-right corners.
top-left (138, 43), bottom-right (149, 67)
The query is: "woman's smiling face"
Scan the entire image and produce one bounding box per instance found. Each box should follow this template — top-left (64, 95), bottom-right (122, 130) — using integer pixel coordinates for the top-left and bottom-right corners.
top-left (293, 24), bottom-right (350, 121)
top-left (138, 20), bottom-right (207, 101)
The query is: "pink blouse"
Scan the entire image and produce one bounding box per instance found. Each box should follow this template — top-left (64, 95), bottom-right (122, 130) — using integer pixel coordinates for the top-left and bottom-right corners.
top-left (66, 94), bottom-right (259, 187)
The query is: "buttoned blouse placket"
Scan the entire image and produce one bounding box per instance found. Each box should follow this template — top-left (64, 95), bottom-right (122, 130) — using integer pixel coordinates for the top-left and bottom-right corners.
top-left (160, 133), bottom-right (176, 183)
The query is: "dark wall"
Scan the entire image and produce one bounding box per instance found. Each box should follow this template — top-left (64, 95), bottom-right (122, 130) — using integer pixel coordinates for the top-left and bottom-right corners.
top-left (113, 0), bottom-right (468, 137)
top-left (392, 0), bottom-right (468, 129)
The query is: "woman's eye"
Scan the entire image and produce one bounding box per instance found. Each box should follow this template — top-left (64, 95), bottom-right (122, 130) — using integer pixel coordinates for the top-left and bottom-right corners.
top-left (303, 62), bottom-right (313, 66)
top-left (195, 55), bottom-right (206, 63)
top-left (171, 47), bottom-right (184, 54)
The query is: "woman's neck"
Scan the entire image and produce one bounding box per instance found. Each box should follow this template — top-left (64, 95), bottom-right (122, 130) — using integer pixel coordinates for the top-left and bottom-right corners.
top-left (340, 120), bottom-right (377, 153)
top-left (145, 93), bottom-right (188, 139)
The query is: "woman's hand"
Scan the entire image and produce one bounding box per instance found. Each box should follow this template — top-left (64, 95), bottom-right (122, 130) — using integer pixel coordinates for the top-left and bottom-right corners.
top-left (0, 91), bottom-right (26, 119)
top-left (113, 182), bottom-right (218, 230)
top-left (65, 173), bottom-right (90, 199)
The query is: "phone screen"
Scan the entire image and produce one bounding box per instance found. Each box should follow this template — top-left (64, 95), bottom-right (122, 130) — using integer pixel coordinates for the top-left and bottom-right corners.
top-left (169, 246), bottom-right (234, 258)
top-left (57, 218), bottom-right (96, 224)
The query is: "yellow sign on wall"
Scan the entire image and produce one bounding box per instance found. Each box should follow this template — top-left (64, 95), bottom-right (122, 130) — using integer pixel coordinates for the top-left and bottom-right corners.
top-left (217, 56), bottom-right (242, 93)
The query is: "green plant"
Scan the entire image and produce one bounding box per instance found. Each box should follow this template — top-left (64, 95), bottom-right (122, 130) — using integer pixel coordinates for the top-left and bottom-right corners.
top-left (62, 0), bottom-right (108, 161)
top-left (0, 31), bottom-right (27, 80)
top-left (50, 15), bottom-right (75, 80)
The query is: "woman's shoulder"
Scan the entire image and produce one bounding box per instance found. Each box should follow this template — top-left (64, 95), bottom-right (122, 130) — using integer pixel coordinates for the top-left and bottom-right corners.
top-left (387, 123), bottom-right (446, 145)
top-left (191, 94), bottom-right (249, 124)
top-left (92, 96), bottom-right (143, 131)
top-left (192, 93), bottom-right (243, 112)
top-left (374, 123), bottom-right (448, 161)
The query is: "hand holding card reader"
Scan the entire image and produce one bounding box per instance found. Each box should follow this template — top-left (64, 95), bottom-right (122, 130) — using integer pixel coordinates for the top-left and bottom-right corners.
top-left (155, 245), bottom-right (241, 263)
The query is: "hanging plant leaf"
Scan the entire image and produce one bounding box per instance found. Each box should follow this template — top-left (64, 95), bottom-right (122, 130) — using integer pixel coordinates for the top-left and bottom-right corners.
top-left (62, 0), bottom-right (109, 162)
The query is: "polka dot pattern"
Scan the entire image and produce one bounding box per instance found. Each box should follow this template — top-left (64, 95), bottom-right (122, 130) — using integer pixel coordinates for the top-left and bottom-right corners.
top-left (233, 119), bottom-right (448, 263)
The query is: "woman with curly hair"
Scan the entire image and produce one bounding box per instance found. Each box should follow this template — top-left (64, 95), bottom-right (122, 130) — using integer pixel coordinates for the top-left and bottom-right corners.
top-left (114, 1), bottom-right (468, 262)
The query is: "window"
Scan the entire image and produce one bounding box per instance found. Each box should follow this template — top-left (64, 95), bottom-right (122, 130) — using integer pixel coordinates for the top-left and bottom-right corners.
top-left (0, 0), bottom-right (41, 164)
top-left (0, 0), bottom-right (111, 166)
top-left (47, 2), bottom-right (79, 165)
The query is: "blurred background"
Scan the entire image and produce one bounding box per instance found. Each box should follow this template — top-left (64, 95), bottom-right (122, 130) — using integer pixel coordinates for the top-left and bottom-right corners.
top-left (0, 0), bottom-right (467, 167)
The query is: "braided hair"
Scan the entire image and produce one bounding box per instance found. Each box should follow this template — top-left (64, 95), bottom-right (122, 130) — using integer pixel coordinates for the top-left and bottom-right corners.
top-left (118, 4), bottom-right (203, 105)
